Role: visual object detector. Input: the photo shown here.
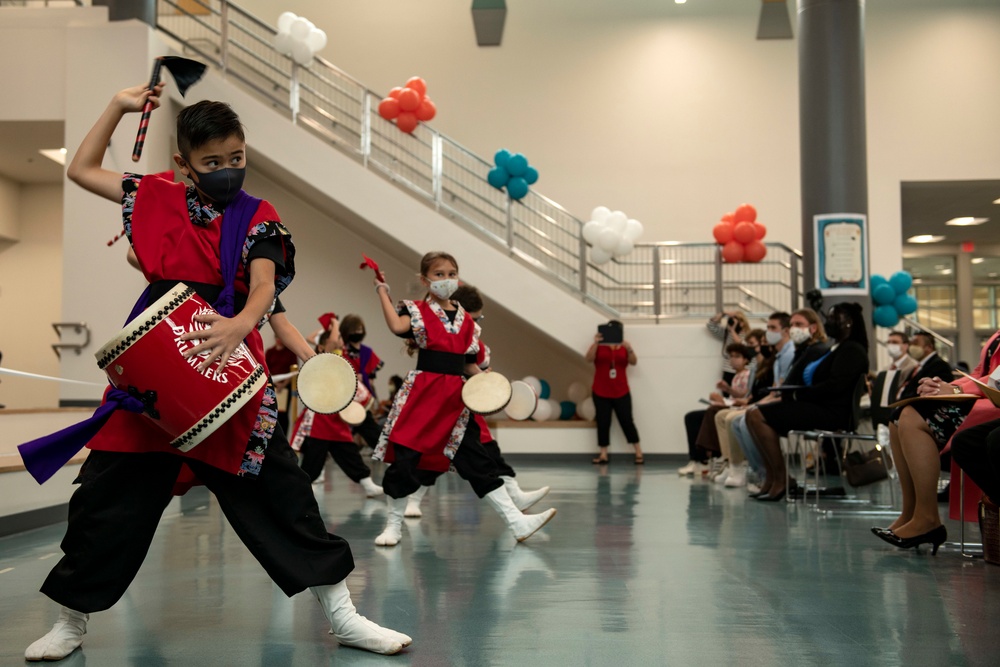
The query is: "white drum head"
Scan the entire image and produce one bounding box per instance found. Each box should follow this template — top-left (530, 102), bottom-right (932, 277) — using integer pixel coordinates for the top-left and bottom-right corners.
top-left (505, 380), bottom-right (538, 420)
top-left (462, 372), bottom-right (512, 415)
top-left (297, 353), bottom-right (358, 414)
top-left (339, 401), bottom-right (367, 425)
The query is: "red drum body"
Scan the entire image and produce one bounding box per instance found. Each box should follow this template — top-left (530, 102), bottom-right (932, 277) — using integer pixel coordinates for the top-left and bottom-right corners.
top-left (95, 283), bottom-right (267, 452)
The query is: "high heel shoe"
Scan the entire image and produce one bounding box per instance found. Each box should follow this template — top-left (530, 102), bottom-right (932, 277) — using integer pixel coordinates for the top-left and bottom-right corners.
top-left (755, 488), bottom-right (787, 502)
top-left (876, 525), bottom-right (948, 555)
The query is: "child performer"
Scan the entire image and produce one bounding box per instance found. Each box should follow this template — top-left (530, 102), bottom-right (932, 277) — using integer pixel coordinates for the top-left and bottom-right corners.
top-left (403, 284), bottom-right (550, 519)
top-left (25, 83), bottom-right (408, 660)
top-left (289, 330), bottom-right (384, 497)
top-left (371, 252), bottom-right (556, 547)
top-left (338, 314), bottom-right (385, 448)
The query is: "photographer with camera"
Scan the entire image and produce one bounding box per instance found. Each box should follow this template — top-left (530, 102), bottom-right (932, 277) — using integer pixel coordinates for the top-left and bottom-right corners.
top-left (707, 310), bottom-right (750, 386)
top-left (586, 320), bottom-right (643, 465)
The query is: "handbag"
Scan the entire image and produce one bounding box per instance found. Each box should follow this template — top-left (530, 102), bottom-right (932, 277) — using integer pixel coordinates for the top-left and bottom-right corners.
top-left (843, 445), bottom-right (890, 487)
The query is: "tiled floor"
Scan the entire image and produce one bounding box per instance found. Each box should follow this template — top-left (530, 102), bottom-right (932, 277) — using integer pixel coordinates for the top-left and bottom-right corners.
top-left (1, 457), bottom-right (998, 666)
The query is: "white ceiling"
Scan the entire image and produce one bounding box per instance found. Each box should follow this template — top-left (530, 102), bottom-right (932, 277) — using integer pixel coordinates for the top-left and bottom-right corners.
top-left (0, 120), bottom-right (65, 184)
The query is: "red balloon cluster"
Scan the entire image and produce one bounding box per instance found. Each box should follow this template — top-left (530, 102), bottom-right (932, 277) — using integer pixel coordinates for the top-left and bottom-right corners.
top-left (712, 203), bottom-right (768, 263)
top-left (377, 76), bottom-right (437, 134)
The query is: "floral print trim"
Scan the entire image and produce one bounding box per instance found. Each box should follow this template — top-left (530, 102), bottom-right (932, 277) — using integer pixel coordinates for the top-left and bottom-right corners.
top-left (289, 409), bottom-right (314, 452)
top-left (400, 301), bottom-right (428, 349)
top-left (429, 298), bottom-right (465, 335)
top-left (239, 383), bottom-right (279, 477)
top-left (244, 220), bottom-right (295, 299)
top-left (443, 407), bottom-right (471, 460)
top-left (373, 369), bottom-right (418, 462)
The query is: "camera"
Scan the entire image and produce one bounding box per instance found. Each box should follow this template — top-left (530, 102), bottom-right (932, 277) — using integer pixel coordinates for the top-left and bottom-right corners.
top-left (727, 317), bottom-right (742, 334)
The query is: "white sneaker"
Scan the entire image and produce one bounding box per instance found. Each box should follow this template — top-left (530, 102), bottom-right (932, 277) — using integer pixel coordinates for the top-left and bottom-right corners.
top-left (724, 463), bottom-right (748, 487)
top-left (747, 482), bottom-right (762, 495)
top-left (25, 607), bottom-right (88, 661)
top-left (712, 461), bottom-right (730, 484)
top-left (677, 460), bottom-right (699, 475)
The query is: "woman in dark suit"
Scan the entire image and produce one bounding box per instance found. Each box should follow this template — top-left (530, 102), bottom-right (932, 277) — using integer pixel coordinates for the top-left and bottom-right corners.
top-left (745, 302), bottom-right (870, 501)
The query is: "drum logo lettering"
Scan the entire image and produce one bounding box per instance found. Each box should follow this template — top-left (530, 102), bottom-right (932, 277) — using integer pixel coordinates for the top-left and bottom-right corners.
top-left (167, 309), bottom-right (257, 382)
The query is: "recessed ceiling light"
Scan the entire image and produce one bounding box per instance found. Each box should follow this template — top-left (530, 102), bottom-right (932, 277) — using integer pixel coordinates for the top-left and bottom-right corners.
top-left (990, 273), bottom-right (999, 278)
top-left (39, 148), bottom-right (67, 166)
top-left (934, 264), bottom-right (947, 269)
top-left (945, 216), bottom-right (988, 226)
top-left (941, 269), bottom-right (953, 275)
top-left (907, 234), bottom-right (945, 244)
top-left (675, 0), bottom-right (687, 4)
top-left (994, 197), bottom-right (1000, 204)
top-left (972, 257), bottom-right (986, 264)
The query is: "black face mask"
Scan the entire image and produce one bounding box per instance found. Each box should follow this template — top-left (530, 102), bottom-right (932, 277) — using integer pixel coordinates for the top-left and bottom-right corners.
top-left (347, 333), bottom-right (365, 344)
top-left (759, 345), bottom-right (774, 359)
top-left (824, 318), bottom-right (845, 340)
top-left (188, 165), bottom-right (246, 207)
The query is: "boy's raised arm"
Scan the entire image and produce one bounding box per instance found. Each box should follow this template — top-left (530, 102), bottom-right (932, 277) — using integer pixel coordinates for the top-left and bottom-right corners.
top-left (67, 82), bottom-right (165, 203)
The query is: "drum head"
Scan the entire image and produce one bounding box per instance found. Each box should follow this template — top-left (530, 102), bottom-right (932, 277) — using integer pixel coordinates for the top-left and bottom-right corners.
top-left (462, 372), bottom-right (512, 415)
top-left (339, 401), bottom-right (367, 425)
top-left (297, 354), bottom-right (358, 414)
top-left (505, 380), bottom-right (538, 420)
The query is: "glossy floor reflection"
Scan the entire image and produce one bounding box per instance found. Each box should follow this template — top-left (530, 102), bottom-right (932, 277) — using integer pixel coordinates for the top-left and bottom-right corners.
top-left (2, 458), bottom-right (999, 666)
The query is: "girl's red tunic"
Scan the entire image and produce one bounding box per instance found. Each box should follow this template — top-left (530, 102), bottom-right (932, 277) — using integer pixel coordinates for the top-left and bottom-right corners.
top-left (374, 299), bottom-right (481, 472)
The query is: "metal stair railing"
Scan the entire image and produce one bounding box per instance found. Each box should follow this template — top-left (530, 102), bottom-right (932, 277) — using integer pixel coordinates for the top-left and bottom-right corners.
top-left (150, 0), bottom-right (802, 322)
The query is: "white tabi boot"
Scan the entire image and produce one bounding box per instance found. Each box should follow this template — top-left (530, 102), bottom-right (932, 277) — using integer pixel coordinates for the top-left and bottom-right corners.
top-left (375, 496), bottom-right (407, 546)
top-left (484, 486), bottom-right (556, 542)
top-left (25, 607), bottom-right (88, 661)
top-left (404, 485), bottom-right (430, 518)
top-left (501, 475), bottom-right (550, 511)
top-left (359, 476), bottom-right (384, 498)
top-left (311, 580), bottom-right (410, 654)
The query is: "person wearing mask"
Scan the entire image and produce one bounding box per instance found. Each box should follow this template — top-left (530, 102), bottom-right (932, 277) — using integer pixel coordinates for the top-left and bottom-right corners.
top-left (745, 305), bottom-right (866, 501)
top-left (765, 311), bottom-right (795, 387)
top-left (883, 331), bottom-right (917, 374)
top-left (896, 332), bottom-right (953, 401)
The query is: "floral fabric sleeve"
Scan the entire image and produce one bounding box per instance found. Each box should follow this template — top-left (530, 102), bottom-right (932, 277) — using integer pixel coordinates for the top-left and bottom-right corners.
top-left (243, 220), bottom-right (296, 299)
top-left (121, 172), bottom-right (144, 244)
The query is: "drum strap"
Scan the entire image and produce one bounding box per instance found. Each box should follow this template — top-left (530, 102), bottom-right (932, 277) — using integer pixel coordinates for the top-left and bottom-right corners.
top-left (416, 349), bottom-right (466, 376)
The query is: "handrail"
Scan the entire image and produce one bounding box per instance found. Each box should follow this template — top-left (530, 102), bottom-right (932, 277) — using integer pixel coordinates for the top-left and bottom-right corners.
top-left (147, 0), bottom-right (805, 322)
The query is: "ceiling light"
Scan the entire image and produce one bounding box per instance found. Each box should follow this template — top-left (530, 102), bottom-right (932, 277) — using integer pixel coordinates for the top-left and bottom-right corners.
top-left (675, 0), bottom-right (687, 4)
top-left (907, 234), bottom-right (945, 244)
top-left (945, 216), bottom-right (988, 226)
top-left (39, 147), bottom-right (67, 166)
top-left (941, 269), bottom-right (953, 275)
top-left (990, 272), bottom-right (999, 278)
top-left (994, 197), bottom-right (1000, 204)
top-left (973, 257), bottom-right (986, 264)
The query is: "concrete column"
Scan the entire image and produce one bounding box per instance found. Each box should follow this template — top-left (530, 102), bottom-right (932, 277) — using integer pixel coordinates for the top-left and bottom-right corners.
top-left (954, 252), bottom-right (976, 364)
top-left (798, 0), bottom-right (872, 331)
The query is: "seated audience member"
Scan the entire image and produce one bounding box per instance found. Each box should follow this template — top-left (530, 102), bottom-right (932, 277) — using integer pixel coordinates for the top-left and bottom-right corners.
top-left (882, 330), bottom-right (916, 374)
top-left (765, 312), bottom-right (795, 387)
top-left (702, 338), bottom-right (761, 482)
top-left (731, 308), bottom-right (829, 492)
top-left (873, 330), bottom-right (1000, 553)
top-left (745, 303), bottom-right (868, 501)
top-left (950, 418), bottom-right (1000, 530)
top-left (706, 310), bottom-right (749, 386)
top-left (680, 340), bottom-right (756, 477)
top-left (896, 331), bottom-right (953, 400)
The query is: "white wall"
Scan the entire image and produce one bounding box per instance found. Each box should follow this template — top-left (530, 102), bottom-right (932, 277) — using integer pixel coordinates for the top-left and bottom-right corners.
top-left (238, 0), bottom-right (1000, 279)
top-left (0, 181), bottom-right (63, 409)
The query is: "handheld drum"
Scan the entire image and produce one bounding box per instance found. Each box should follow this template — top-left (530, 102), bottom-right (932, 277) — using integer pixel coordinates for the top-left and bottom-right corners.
top-left (339, 401), bottom-right (368, 425)
top-left (504, 380), bottom-right (538, 420)
top-left (462, 372), bottom-right (512, 415)
top-left (96, 283), bottom-right (267, 452)
top-left (297, 353), bottom-right (359, 414)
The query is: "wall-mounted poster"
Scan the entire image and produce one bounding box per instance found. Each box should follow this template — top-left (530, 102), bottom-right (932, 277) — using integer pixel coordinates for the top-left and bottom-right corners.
top-left (814, 213), bottom-right (868, 295)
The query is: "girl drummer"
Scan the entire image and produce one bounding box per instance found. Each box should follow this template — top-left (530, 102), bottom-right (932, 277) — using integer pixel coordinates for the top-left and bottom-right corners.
top-left (371, 252), bottom-right (556, 546)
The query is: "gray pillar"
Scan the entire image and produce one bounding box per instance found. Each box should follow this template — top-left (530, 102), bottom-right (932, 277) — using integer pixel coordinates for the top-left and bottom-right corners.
top-left (798, 0), bottom-right (871, 328)
top-left (93, 0), bottom-right (156, 27)
top-left (954, 252), bottom-right (976, 364)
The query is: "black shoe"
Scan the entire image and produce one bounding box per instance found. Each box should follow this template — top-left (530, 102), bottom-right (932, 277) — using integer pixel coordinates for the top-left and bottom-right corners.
top-left (591, 454), bottom-right (610, 465)
top-left (876, 525), bottom-right (948, 555)
top-left (755, 488), bottom-right (787, 502)
top-left (870, 526), bottom-right (892, 537)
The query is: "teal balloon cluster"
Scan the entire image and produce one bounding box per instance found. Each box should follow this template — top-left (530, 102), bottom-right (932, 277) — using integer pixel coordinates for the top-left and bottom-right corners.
top-left (871, 271), bottom-right (917, 327)
top-left (488, 149), bottom-right (539, 200)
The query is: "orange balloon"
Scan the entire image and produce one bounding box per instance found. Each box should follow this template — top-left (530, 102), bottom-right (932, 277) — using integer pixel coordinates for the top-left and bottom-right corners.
top-left (378, 97), bottom-right (401, 120)
top-left (713, 222), bottom-right (735, 245)
top-left (398, 88), bottom-right (421, 112)
top-left (721, 241), bottom-right (745, 263)
top-left (734, 203), bottom-right (757, 224)
top-left (415, 98), bottom-right (436, 122)
top-left (753, 222), bottom-right (767, 240)
top-left (721, 212), bottom-right (736, 224)
top-left (744, 240), bottom-right (767, 263)
top-left (388, 87), bottom-right (403, 99)
top-left (733, 221), bottom-right (756, 244)
top-left (405, 76), bottom-right (427, 98)
top-left (396, 111), bottom-right (418, 133)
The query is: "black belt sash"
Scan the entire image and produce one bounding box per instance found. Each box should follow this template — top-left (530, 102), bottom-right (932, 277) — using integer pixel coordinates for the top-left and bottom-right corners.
top-left (416, 348), bottom-right (466, 376)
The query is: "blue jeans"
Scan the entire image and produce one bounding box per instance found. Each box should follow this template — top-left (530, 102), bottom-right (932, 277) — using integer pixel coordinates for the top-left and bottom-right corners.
top-left (733, 412), bottom-right (765, 477)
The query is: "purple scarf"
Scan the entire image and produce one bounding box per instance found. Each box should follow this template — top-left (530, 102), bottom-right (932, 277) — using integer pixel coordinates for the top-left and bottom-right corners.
top-left (18, 190), bottom-right (261, 484)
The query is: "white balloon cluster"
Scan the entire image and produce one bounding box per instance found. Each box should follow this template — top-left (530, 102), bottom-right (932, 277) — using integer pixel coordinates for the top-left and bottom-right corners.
top-left (582, 207), bottom-right (644, 265)
top-left (275, 12), bottom-right (328, 67)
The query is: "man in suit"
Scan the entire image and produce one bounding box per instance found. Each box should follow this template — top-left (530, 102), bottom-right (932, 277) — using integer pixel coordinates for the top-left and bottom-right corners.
top-left (897, 332), bottom-right (954, 400)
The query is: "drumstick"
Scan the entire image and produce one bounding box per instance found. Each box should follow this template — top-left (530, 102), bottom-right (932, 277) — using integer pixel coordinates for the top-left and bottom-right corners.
top-left (107, 230), bottom-right (126, 246)
top-left (132, 58), bottom-right (164, 162)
